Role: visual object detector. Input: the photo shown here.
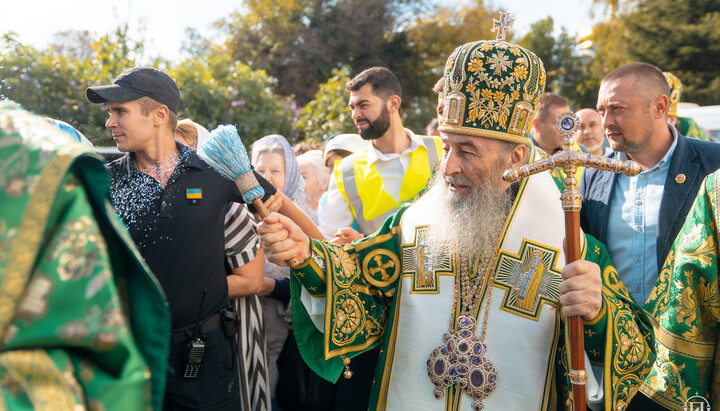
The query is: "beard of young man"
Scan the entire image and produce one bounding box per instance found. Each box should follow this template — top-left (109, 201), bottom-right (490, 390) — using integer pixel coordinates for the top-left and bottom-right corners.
top-left (358, 103), bottom-right (391, 140)
top-left (424, 151), bottom-right (515, 263)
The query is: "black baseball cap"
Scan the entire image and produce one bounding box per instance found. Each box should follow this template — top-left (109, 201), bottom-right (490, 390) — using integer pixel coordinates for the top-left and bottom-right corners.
top-left (86, 67), bottom-right (181, 114)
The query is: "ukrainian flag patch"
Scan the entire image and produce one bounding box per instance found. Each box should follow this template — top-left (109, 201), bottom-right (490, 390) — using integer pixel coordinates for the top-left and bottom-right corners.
top-left (186, 188), bottom-right (202, 199)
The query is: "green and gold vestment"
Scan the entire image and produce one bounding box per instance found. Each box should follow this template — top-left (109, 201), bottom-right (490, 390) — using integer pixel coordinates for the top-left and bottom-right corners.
top-left (290, 166), bottom-right (654, 411)
top-left (642, 170), bottom-right (720, 410)
top-left (0, 101), bottom-right (170, 410)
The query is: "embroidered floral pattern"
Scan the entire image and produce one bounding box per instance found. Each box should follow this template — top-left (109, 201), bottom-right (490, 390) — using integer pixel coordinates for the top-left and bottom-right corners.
top-left (441, 39), bottom-right (544, 140)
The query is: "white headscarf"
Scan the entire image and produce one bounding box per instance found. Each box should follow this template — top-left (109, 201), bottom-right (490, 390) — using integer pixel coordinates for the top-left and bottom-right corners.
top-left (251, 134), bottom-right (306, 202)
top-left (194, 122), bottom-right (210, 147)
top-left (322, 133), bottom-right (367, 160)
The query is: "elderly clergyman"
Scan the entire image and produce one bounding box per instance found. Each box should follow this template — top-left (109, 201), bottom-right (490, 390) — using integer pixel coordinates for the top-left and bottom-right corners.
top-left (257, 31), bottom-right (654, 410)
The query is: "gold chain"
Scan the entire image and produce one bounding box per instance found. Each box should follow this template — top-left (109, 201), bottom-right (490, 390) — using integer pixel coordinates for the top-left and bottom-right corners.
top-left (448, 253), bottom-right (497, 341)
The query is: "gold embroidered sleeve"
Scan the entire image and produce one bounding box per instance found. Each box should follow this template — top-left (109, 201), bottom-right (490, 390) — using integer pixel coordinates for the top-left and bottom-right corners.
top-left (289, 206), bottom-right (410, 383)
top-left (641, 173), bottom-right (720, 410)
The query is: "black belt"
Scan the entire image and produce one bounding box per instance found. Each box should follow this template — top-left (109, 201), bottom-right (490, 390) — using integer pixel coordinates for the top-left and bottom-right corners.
top-left (171, 312), bottom-right (222, 344)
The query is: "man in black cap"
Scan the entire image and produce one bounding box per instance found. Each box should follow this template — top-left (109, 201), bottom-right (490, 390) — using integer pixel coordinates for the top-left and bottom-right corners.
top-left (87, 67), bottom-right (320, 409)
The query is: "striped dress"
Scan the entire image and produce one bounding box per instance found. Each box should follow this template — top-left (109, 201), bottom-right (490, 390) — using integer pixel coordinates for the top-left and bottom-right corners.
top-left (225, 202), bottom-right (270, 411)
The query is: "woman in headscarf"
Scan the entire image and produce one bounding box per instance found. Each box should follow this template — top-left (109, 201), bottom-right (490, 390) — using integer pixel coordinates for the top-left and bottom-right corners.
top-left (251, 134), bottom-right (316, 407)
top-left (297, 150), bottom-right (330, 213)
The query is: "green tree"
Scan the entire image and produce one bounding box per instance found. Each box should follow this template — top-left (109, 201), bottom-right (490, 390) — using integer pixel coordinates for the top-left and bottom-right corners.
top-left (220, 0), bottom-right (423, 105)
top-left (574, 18), bottom-right (633, 108)
top-left (1, 25), bottom-right (149, 146)
top-left (517, 17), bottom-right (594, 109)
top-left (295, 67), bottom-right (356, 143)
top-left (624, 0), bottom-right (720, 105)
top-left (170, 48), bottom-right (295, 146)
top-left (219, 0), bottom-right (500, 135)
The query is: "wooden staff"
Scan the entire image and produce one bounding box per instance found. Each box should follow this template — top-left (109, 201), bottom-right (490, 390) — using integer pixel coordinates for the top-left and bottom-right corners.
top-left (502, 113), bottom-right (640, 411)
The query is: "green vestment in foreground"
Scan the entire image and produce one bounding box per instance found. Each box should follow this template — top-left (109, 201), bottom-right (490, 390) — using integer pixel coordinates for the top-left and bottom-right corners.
top-left (642, 170), bottom-right (720, 410)
top-left (0, 101), bottom-right (171, 410)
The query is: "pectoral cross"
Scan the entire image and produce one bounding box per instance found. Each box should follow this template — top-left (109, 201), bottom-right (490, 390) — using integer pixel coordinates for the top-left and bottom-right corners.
top-left (492, 12), bottom-right (515, 41)
top-left (502, 112), bottom-right (640, 411)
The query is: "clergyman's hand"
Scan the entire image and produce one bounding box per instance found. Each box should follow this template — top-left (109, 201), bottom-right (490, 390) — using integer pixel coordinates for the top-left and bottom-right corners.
top-left (332, 227), bottom-right (364, 245)
top-left (558, 259), bottom-right (603, 321)
top-left (257, 212), bottom-right (310, 266)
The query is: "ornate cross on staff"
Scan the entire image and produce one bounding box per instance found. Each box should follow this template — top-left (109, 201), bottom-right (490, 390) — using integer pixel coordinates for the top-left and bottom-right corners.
top-left (502, 113), bottom-right (640, 411)
top-left (492, 11), bottom-right (515, 41)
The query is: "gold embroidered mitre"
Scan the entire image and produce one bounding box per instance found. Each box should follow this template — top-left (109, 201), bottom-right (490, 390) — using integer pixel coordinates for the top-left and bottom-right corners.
top-left (439, 36), bottom-right (546, 145)
top-left (663, 71), bottom-right (682, 117)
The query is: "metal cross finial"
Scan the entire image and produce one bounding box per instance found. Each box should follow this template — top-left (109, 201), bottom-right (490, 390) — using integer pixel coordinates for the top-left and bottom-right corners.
top-left (492, 12), bottom-right (515, 41)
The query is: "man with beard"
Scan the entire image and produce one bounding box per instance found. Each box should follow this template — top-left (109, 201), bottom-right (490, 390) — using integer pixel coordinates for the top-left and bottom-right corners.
top-left (317, 68), bottom-right (441, 409)
top-left (256, 37), bottom-right (654, 410)
top-left (318, 67), bottom-right (442, 244)
top-left (580, 63), bottom-right (720, 410)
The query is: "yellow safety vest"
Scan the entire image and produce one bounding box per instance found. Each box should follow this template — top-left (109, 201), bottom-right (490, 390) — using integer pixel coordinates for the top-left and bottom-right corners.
top-left (335, 135), bottom-right (442, 235)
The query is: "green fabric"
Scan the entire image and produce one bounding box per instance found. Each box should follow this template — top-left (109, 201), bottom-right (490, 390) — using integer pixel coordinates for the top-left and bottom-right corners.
top-left (642, 170), bottom-right (720, 410)
top-left (291, 205), bottom-right (654, 410)
top-left (0, 101), bottom-right (170, 410)
top-left (290, 207), bottom-right (409, 383)
top-left (678, 117), bottom-right (710, 141)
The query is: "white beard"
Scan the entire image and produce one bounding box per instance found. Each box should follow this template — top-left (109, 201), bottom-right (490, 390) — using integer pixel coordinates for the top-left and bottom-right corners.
top-left (423, 163), bottom-right (514, 262)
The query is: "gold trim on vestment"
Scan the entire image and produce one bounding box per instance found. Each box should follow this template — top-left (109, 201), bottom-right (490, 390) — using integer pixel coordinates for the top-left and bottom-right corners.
top-left (323, 244), bottom-right (386, 358)
top-left (350, 283), bottom-right (387, 298)
top-left (378, 280), bottom-right (403, 410)
top-left (354, 226), bottom-right (400, 251)
top-left (649, 315), bottom-right (715, 360)
top-left (439, 124), bottom-right (532, 146)
top-left (0, 350), bottom-right (78, 410)
top-left (583, 300), bottom-right (607, 326)
top-left (0, 151), bottom-right (75, 343)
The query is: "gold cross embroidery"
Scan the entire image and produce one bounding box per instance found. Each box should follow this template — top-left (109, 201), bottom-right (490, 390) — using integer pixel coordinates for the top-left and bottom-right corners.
top-left (368, 255), bottom-right (395, 281)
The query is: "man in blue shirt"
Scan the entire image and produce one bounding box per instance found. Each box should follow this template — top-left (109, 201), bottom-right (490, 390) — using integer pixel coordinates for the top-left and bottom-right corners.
top-left (580, 62), bottom-right (720, 410)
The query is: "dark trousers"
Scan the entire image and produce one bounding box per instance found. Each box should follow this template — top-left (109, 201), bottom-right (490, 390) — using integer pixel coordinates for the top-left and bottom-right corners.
top-left (275, 333), bottom-right (379, 411)
top-left (332, 346), bottom-right (381, 411)
top-left (626, 392), bottom-right (670, 411)
top-left (164, 327), bottom-right (240, 410)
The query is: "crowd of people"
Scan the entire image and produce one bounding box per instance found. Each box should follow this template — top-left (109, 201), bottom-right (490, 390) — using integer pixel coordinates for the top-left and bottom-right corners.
top-left (1, 12), bottom-right (720, 411)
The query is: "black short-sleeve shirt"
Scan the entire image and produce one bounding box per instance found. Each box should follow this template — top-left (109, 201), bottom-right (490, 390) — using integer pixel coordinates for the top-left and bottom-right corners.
top-left (107, 143), bottom-right (276, 328)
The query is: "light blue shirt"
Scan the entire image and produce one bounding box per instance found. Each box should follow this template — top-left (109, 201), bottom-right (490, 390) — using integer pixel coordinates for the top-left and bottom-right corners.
top-left (606, 128), bottom-right (678, 305)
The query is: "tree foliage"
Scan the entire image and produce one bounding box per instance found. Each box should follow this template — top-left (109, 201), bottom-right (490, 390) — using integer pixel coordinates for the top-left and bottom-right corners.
top-left (219, 0), bottom-right (499, 134)
top-left (170, 48), bottom-right (296, 146)
top-left (5, 0), bottom-right (715, 152)
top-left (0, 26), bottom-right (143, 146)
top-left (517, 17), bottom-right (596, 109)
top-left (574, 18), bottom-right (633, 107)
top-left (295, 67), bottom-right (356, 143)
top-left (220, 0), bottom-right (404, 105)
top-left (1, 24), bottom-right (294, 147)
top-left (623, 0), bottom-right (720, 105)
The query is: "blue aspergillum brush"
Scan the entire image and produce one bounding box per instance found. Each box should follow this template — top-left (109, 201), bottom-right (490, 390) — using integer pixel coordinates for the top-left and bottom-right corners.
top-left (198, 124), bottom-right (301, 266)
